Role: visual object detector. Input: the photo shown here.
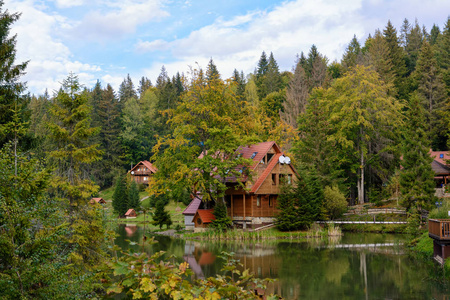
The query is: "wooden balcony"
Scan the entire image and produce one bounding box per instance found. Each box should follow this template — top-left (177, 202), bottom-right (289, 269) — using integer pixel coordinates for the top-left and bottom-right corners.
top-left (428, 219), bottom-right (450, 241)
top-left (132, 171), bottom-right (151, 176)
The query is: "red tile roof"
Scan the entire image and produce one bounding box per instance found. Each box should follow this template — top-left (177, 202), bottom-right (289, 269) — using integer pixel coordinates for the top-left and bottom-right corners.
top-left (196, 209), bottom-right (215, 224)
top-left (90, 197), bottom-right (105, 204)
top-left (130, 161), bottom-right (157, 173)
top-left (430, 151), bottom-right (450, 166)
top-left (125, 209), bottom-right (136, 216)
top-left (183, 195), bottom-right (202, 215)
top-left (238, 141), bottom-right (280, 170)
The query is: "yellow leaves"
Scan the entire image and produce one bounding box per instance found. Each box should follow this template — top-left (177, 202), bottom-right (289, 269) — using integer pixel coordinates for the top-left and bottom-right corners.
top-left (179, 261), bottom-right (189, 274)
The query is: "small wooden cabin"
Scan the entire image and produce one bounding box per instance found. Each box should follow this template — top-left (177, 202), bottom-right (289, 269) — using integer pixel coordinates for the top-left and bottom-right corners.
top-left (125, 209), bottom-right (137, 219)
top-left (430, 151), bottom-right (450, 187)
top-left (90, 197), bottom-right (106, 204)
top-left (193, 209), bottom-right (215, 231)
top-left (225, 141), bottom-right (298, 229)
top-left (129, 161), bottom-right (157, 185)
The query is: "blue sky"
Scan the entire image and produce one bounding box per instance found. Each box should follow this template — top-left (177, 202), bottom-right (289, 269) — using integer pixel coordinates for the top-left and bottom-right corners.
top-left (4, 0), bottom-right (450, 95)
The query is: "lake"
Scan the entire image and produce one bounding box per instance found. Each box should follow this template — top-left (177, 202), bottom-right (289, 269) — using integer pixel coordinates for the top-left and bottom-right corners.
top-left (114, 224), bottom-right (449, 299)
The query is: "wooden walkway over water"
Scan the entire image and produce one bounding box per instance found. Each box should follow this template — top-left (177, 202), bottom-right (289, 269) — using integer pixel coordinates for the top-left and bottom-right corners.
top-left (317, 220), bottom-right (407, 225)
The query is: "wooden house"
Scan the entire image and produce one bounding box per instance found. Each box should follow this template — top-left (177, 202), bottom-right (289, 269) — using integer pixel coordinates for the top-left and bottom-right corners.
top-left (192, 209), bottom-right (215, 231)
top-left (125, 209), bottom-right (137, 219)
top-left (90, 197), bottom-right (106, 205)
top-left (225, 141), bottom-right (297, 229)
top-left (129, 161), bottom-right (157, 185)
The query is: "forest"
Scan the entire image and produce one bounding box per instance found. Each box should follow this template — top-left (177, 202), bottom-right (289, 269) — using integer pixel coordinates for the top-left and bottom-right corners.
top-left (1, 0), bottom-right (450, 296)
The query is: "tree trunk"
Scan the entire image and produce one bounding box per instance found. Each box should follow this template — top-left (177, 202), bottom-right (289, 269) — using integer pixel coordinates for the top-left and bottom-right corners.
top-left (358, 127), bottom-right (365, 204)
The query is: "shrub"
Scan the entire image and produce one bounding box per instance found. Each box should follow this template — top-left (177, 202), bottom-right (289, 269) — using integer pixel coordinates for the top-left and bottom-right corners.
top-left (323, 185), bottom-right (348, 220)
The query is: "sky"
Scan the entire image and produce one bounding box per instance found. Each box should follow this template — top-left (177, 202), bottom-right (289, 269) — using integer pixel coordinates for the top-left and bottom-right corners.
top-left (3, 0), bottom-right (450, 95)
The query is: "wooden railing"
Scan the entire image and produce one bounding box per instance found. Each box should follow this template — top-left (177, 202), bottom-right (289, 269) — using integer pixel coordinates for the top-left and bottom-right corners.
top-left (428, 219), bottom-right (450, 240)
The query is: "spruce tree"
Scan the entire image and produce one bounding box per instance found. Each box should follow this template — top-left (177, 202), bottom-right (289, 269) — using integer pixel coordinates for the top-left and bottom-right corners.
top-left (112, 174), bottom-right (128, 216)
top-left (47, 73), bottom-right (102, 207)
top-left (383, 20), bottom-right (408, 99)
top-left (0, 4), bottom-right (28, 148)
top-left (400, 92), bottom-right (436, 211)
top-left (128, 180), bottom-right (140, 210)
top-left (152, 199), bottom-right (172, 229)
top-left (413, 40), bottom-right (447, 149)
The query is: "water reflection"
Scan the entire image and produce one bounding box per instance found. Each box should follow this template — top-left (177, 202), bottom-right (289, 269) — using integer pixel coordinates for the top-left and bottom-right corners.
top-left (114, 224), bottom-right (449, 299)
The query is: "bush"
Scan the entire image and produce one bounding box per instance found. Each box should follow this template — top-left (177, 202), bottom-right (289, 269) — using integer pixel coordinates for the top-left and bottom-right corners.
top-left (211, 200), bottom-right (232, 230)
top-left (429, 199), bottom-right (450, 219)
top-left (323, 185), bottom-right (348, 220)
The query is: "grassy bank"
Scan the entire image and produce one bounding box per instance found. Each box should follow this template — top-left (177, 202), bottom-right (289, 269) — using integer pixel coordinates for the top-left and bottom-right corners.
top-left (184, 223), bottom-right (342, 241)
top-left (97, 187), bottom-right (187, 231)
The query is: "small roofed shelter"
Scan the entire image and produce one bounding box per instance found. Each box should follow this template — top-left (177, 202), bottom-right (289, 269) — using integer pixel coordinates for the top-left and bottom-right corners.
top-left (129, 160), bottom-right (157, 185)
top-left (90, 197), bottom-right (106, 204)
top-left (182, 195), bottom-right (202, 230)
top-left (193, 209), bottom-right (215, 232)
top-left (125, 208), bottom-right (137, 219)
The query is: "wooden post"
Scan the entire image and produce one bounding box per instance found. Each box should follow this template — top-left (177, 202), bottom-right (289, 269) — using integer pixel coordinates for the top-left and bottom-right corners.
top-left (231, 195), bottom-right (234, 219)
top-left (243, 194), bottom-right (246, 230)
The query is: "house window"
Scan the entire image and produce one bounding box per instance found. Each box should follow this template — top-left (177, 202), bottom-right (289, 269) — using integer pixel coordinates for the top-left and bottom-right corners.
top-left (260, 158), bottom-right (265, 164)
top-left (269, 196), bottom-right (273, 207)
top-left (288, 174), bottom-right (292, 184)
top-left (197, 218), bottom-right (202, 225)
top-left (272, 174), bottom-right (276, 185)
top-left (251, 152), bottom-right (258, 159)
top-left (257, 196), bottom-right (261, 207)
top-left (440, 154), bottom-right (444, 159)
top-left (267, 153), bottom-right (274, 163)
top-left (143, 177), bottom-right (148, 181)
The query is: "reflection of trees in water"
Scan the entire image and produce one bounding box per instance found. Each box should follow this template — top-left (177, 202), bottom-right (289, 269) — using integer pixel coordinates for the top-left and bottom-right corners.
top-left (113, 227), bottom-right (449, 299)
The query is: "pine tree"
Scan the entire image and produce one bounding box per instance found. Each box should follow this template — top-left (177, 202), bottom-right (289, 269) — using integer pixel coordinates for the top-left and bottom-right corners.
top-left (112, 174), bottom-right (128, 216)
top-left (47, 73), bottom-right (102, 207)
top-left (435, 17), bottom-right (450, 96)
top-left (128, 180), bottom-right (140, 210)
top-left (152, 199), bottom-right (172, 229)
top-left (400, 92), bottom-right (436, 211)
top-left (413, 40), bottom-right (447, 149)
top-left (211, 200), bottom-right (232, 230)
top-left (119, 74), bottom-right (137, 103)
top-left (383, 20), bottom-right (408, 99)
top-left (206, 58), bottom-right (220, 83)
top-left (138, 76), bottom-right (152, 98)
top-left (0, 4), bottom-right (28, 148)
top-left (429, 24), bottom-right (440, 45)
top-left (342, 35), bottom-right (363, 71)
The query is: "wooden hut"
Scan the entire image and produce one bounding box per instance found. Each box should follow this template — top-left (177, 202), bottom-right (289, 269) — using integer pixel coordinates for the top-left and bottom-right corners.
top-left (125, 209), bottom-right (137, 219)
top-left (90, 197), bottom-right (106, 204)
top-left (193, 209), bottom-right (215, 232)
top-left (129, 161), bottom-right (157, 185)
top-left (182, 195), bottom-right (202, 230)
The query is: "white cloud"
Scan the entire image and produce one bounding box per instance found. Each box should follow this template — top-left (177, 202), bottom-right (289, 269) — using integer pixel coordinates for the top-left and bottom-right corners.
top-left (5, 0), bottom-right (102, 94)
top-left (135, 39), bottom-right (169, 52)
top-left (53, 0), bottom-right (85, 8)
top-left (138, 0), bottom-right (365, 79)
top-left (72, 0), bottom-right (170, 40)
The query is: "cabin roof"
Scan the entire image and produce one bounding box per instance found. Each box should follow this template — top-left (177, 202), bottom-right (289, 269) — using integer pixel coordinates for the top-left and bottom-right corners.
top-left (195, 209), bottom-right (215, 224)
top-left (238, 141), bottom-right (280, 170)
top-left (183, 195), bottom-right (202, 215)
top-left (125, 209), bottom-right (136, 216)
top-left (130, 160), bottom-right (158, 173)
top-left (432, 160), bottom-right (450, 176)
top-left (91, 197), bottom-right (105, 203)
